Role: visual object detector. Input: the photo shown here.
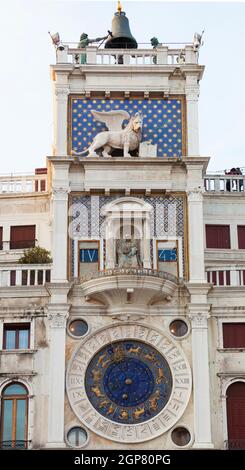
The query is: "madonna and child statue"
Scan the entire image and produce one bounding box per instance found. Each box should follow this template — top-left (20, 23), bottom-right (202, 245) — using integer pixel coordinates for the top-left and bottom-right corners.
top-left (116, 238), bottom-right (142, 269)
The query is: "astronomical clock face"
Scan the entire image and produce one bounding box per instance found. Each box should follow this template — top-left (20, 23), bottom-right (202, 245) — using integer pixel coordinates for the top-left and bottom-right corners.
top-left (67, 323), bottom-right (192, 443)
top-left (85, 340), bottom-right (172, 424)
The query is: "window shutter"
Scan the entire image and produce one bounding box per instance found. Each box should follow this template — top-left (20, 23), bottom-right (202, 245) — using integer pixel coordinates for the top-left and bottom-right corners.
top-left (206, 225), bottom-right (230, 248)
top-left (223, 323), bottom-right (245, 348)
top-left (10, 225), bottom-right (36, 249)
top-left (238, 226), bottom-right (245, 249)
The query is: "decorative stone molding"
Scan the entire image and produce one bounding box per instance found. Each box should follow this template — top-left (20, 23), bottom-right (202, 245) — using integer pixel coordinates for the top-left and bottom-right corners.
top-left (185, 86), bottom-right (200, 101)
top-left (188, 312), bottom-right (208, 328)
top-left (187, 187), bottom-right (204, 201)
top-left (52, 187), bottom-right (71, 201)
top-left (55, 88), bottom-right (70, 99)
top-left (48, 311), bottom-right (69, 328)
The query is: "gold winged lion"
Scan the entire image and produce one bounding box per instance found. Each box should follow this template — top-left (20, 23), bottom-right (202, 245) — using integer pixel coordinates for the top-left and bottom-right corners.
top-left (72, 109), bottom-right (143, 158)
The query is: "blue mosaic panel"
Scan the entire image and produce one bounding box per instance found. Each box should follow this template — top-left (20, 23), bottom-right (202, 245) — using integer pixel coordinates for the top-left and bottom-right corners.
top-left (85, 340), bottom-right (172, 424)
top-left (80, 249), bottom-right (98, 263)
top-left (71, 98), bottom-right (183, 158)
top-left (158, 248), bottom-right (177, 262)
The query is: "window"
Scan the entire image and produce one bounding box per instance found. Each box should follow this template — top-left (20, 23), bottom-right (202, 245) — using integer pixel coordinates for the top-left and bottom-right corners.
top-left (206, 225), bottom-right (230, 249)
top-left (223, 323), bottom-right (245, 348)
top-left (169, 319), bottom-right (188, 337)
top-left (0, 383), bottom-right (28, 449)
top-left (10, 225), bottom-right (36, 250)
top-left (67, 427), bottom-right (88, 448)
top-left (68, 320), bottom-right (88, 338)
top-left (0, 227), bottom-right (2, 250)
top-left (3, 324), bottom-right (30, 350)
top-left (238, 226), bottom-right (245, 249)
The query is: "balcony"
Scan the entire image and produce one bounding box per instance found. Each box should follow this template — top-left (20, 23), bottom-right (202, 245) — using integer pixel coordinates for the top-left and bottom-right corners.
top-left (0, 171), bottom-right (47, 194)
top-left (56, 43), bottom-right (199, 66)
top-left (0, 264), bottom-right (51, 287)
top-left (204, 172), bottom-right (245, 194)
top-left (78, 268), bottom-right (179, 307)
top-left (206, 265), bottom-right (245, 287)
top-left (0, 440), bottom-right (30, 449)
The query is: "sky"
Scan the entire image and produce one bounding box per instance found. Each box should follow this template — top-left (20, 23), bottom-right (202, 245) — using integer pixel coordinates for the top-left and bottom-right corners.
top-left (0, 0), bottom-right (245, 174)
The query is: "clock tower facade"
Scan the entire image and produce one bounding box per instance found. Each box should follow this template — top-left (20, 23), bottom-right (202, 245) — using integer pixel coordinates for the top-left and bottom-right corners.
top-left (48, 7), bottom-right (212, 450)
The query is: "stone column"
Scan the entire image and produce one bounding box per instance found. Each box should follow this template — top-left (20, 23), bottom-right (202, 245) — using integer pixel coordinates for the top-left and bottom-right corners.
top-left (46, 300), bottom-right (70, 448)
top-left (53, 87), bottom-right (69, 156)
top-left (188, 304), bottom-right (213, 448)
top-left (186, 77), bottom-right (200, 156)
top-left (187, 188), bottom-right (206, 282)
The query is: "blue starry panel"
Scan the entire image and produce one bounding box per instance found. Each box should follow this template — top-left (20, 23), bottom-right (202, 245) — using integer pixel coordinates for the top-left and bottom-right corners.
top-left (71, 98), bottom-right (184, 158)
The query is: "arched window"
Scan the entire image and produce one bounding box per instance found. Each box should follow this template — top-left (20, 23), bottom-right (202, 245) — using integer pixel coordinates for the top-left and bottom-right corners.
top-left (0, 383), bottom-right (28, 449)
top-left (226, 381), bottom-right (245, 449)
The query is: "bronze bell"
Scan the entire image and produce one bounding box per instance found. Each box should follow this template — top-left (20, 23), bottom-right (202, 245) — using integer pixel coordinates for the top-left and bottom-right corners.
top-left (105, 8), bottom-right (138, 49)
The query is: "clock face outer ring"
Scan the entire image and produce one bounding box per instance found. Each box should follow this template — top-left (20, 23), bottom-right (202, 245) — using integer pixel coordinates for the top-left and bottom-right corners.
top-left (66, 322), bottom-right (192, 444)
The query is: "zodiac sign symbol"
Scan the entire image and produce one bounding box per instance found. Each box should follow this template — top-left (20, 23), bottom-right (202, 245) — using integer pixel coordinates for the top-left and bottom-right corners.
top-left (99, 399), bottom-right (110, 408)
top-left (101, 358), bottom-right (111, 369)
top-left (128, 346), bottom-right (141, 355)
top-left (144, 352), bottom-right (157, 363)
top-left (119, 410), bottom-right (129, 420)
top-left (133, 406), bottom-right (145, 419)
top-left (149, 390), bottom-right (160, 411)
top-left (113, 346), bottom-right (125, 362)
top-left (91, 386), bottom-right (104, 398)
top-left (91, 369), bottom-right (102, 382)
top-left (107, 404), bottom-right (114, 415)
top-left (156, 368), bottom-right (168, 384)
top-left (97, 353), bottom-right (107, 366)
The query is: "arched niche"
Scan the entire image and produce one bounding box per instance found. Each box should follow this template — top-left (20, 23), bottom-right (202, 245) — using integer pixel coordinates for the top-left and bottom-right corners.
top-left (101, 197), bottom-right (153, 269)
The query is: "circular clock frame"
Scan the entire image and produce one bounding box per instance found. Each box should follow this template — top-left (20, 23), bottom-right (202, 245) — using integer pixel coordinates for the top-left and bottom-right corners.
top-left (66, 323), bottom-right (192, 443)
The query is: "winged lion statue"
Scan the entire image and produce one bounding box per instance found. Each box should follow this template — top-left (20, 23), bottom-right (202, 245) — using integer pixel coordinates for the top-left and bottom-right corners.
top-left (72, 109), bottom-right (143, 158)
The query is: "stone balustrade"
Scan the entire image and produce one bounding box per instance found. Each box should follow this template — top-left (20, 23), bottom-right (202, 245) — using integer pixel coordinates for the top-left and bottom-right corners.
top-left (206, 265), bottom-right (245, 286)
top-left (0, 264), bottom-right (51, 287)
top-left (56, 44), bottom-right (198, 66)
top-left (0, 174), bottom-right (47, 194)
top-left (79, 267), bottom-right (179, 284)
top-left (204, 174), bottom-right (245, 193)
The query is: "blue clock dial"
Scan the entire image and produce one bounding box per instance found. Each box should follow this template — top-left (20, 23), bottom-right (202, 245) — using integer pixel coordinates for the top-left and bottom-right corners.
top-left (85, 340), bottom-right (172, 424)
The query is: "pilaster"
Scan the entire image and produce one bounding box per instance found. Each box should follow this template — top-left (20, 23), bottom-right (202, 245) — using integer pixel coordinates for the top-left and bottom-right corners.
top-left (45, 282), bottom-right (71, 448)
top-left (186, 282), bottom-right (213, 449)
top-left (53, 86), bottom-right (69, 156)
top-left (187, 187), bottom-right (206, 282)
top-left (185, 75), bottom-right (200, 156)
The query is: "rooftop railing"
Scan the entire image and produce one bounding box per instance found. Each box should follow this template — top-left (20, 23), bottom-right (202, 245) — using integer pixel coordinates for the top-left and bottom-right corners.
top-left (56, 44), bottom-right (198, 66)
top-left (204, 174), bottom-right (245, 193)
top-left (0, 172), bottom-right (47, 194)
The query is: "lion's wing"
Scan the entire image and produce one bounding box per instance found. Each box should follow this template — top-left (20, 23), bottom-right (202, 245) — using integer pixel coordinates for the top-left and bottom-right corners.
top-left (91, 110), bottom-right (130, 131)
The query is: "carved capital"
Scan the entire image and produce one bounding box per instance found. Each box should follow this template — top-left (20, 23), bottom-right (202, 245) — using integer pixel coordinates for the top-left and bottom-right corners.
top-left (52, 187), bottom-right (70, 201)
top-left (55, 88), bottom-right (69, 99)
top-left (187, 187), bottom-right (204, 201)
top-left (48, 311), bottom-right (68, 328)
top-left (186, 86), bottom-right (199, 101)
